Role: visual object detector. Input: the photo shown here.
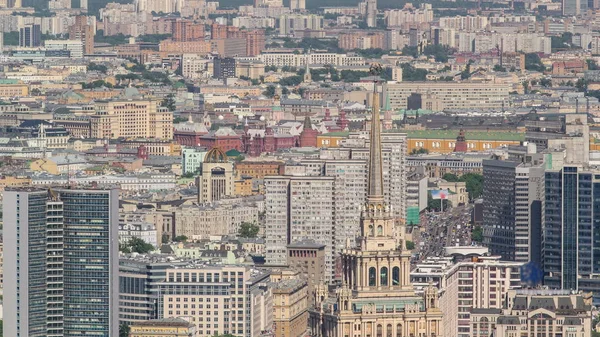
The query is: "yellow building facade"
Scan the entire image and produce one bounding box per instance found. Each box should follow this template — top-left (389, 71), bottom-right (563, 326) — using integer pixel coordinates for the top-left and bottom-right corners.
top-left (0, 83), bottom-right (29, 98)
top-left (273, 279), bottom-right (309, 337)
top-left (90, 99), bottom-right (173, 140)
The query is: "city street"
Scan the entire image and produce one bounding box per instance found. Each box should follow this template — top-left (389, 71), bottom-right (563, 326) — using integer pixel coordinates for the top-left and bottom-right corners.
top-left (412, 205), bottom-right (473, 265)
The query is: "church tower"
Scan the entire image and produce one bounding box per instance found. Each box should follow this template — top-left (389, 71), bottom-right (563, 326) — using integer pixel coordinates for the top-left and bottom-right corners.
top-left (303, 50), bottom-right (312, 83)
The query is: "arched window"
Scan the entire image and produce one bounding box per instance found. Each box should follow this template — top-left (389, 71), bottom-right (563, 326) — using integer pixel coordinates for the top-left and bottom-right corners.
top-left (392, 266), bottom-right (400, 285)
top-left (396, 324), bottom-right (402, 337)
top-left (377, 325), bottom-right (383, 337)
top-left (368, 267), bottom-right (376, 286)
top-left (380, 267), bottom-right (388, 286)
top-left (387, 324), bottom-right (393, 337)
top-left (369, 225), bottom-right (374, 236)
top-left (377, 225), bottom-right (383, 236)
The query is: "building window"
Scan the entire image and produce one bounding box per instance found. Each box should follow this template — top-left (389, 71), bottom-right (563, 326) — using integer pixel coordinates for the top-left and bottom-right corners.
top-left (380, 267), bottom-right (388, 286)
top-left (392, 267), bottom-right (400, 285)
top-left (369, 267), bottom-right (376, 286)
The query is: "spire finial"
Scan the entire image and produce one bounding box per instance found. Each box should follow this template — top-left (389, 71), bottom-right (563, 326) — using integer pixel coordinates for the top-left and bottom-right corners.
top-left (367, 63), bottom-right (384, 202)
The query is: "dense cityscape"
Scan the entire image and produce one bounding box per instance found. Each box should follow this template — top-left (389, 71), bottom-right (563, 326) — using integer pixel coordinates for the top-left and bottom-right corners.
top-left (0, 0), bottom-right (600, 336)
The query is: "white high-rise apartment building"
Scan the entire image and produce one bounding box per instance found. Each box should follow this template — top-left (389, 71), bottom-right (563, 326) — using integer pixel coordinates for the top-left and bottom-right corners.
top-left (384, 4), bottom-right (433, 27)
top-left (265, 176), bottom-right (336, 280)
top-left (411, 247), bottom-right (523, 337)
top-left (278, 14), bottom-right (323, 35)
top-left (265, 131), bottom-right (407, 281)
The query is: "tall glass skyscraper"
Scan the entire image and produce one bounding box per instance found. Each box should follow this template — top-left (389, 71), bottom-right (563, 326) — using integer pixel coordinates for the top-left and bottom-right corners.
top-left (544, 166), bottom-right (600, 304)
top-left (3, 188), bottom-right (119, 337)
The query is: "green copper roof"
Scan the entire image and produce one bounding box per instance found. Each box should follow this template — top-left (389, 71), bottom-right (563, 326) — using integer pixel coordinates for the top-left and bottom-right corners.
top-left (395, 129), bottom-right (525, 141)
top-left (321, 131), bottom-right (350, 137)
top-left (353, 298), bottom-right (425, 313)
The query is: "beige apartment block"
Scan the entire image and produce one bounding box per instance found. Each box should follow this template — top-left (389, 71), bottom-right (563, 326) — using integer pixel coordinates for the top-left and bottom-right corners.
top-left (90, 99), bottom-right (173, 139)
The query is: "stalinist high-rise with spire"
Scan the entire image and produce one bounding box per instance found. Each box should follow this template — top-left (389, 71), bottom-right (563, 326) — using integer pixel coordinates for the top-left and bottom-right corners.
top-left (309, 69), bottom-right (443, 337)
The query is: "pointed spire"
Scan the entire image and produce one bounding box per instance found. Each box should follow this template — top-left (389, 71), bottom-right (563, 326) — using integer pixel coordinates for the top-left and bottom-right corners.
top-left (367, 86), bottom-right (384, 202)
top-left (303, 115), bottom-right (312, 130)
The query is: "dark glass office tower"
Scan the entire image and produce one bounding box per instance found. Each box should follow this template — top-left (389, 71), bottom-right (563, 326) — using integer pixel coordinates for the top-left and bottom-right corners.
top-left (544, 166), bottom-right (600, 304)
top-left (3, 188), bottom-right (119, 337)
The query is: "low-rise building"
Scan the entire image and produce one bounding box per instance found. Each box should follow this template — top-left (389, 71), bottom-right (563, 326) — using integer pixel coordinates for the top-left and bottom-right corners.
top-left (471, 289), bottom-right (593, 337)
top-left (272, 279), bottom-right (308, 337)
top-left (158, 265), bottom-right (273, 337)
top-left (128, 317), bottom-right (196, 337)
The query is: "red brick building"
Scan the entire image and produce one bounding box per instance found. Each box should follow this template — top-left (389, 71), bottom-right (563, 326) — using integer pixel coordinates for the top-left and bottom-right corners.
top-left (199, 127), bottom-right (243, 152)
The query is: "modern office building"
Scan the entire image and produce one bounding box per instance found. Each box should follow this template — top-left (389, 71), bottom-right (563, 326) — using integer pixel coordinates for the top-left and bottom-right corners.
top-left (3, 187), bottom-right (119, 337)
top-left (19, 23), bottom-right (41, 47)
top-left (213, 57), bottom-right (236, 80)
top-left (544, 165), bottom-right (600, 304)
top-left (119, 255), bottom-right (188, 324)
top-left (563, 0), bottom-right (587, 15)
top-left (157, 265), bottom-right (272, 337)
top-left (482, 144), bottom-right (545, 263)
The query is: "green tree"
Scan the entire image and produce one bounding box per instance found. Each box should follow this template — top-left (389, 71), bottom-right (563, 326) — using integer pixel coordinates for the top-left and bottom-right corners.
top-left (540, 78), bottom-right (552, 87)
top-left (459, 173), bottom-right (484, 200)
top-left (401, 63), bottom-right (428, 81)
top-left (239, 222), bottom-right (260, 238)
top-left (87, 62), bottom-right (108, 74)
top-left (410, 148), bottom-right (429, 155)
top-left (161, 93), bottom-right (176, 111)
top-left (263, 85), bottom-right (276, 98)
top-left (405, 240), bottom-right (416, 250)
top-left (123, 237), bottom-right (155, 254)
top-left (461, 60), bottom-right (474, 80)
top-left (525, 53), bottom-right (545, 72)
top-left (588, 59), bottom-right (599, 70)
top-left (279, 75), bottom-right (303, 86)
top-left (161, 233), bottom-right (170, 244)
top-left (339, 70), bottom-right (371, 82)
top-left (173, 235), bottom-right (188, 242)
top-left (472, 225), bottom-right (483, 243)
top-left (119, 323), bottom-right (130, 337)
top-left (401, 45), bottom-right (418, 58)
top-left (427, 196), bottom-right (452, 212)
top-left (94, 30), bottom-right (129, 45)
top-left (423, 44), bottom-right (453, 63)
top-left (442, 173), bottom-right (459, 182)
top-left (493, 64), bottom-right (506, 72)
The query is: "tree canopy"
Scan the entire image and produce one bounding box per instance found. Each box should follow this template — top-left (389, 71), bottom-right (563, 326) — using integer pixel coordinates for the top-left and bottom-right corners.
top-left (119, 237), bottom-right (154, 254)
top-left (239, 222), bottom-right (260, 238)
